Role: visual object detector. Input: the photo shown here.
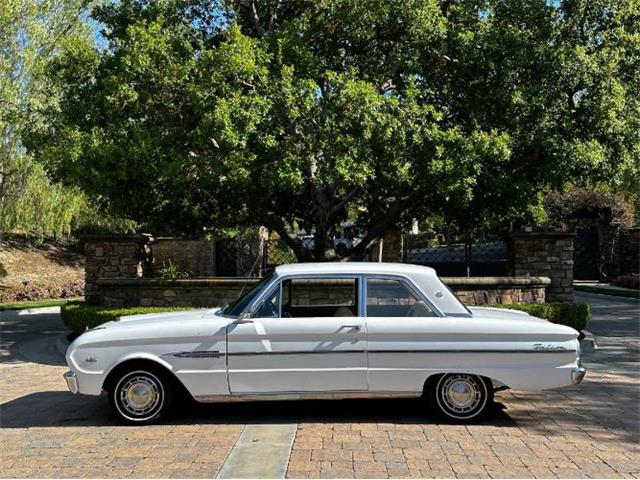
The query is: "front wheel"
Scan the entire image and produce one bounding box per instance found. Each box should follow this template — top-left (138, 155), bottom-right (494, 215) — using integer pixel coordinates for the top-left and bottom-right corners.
top-left (427, 373), bottom-right (493, 423)
top-left (109, 368), bottom-right (173, 424)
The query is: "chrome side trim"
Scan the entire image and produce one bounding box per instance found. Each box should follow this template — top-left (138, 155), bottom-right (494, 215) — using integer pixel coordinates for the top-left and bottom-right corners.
top-left (226, 349), bottom-right (575, 356)
top-left (63, 371), bottom-right (78, 394)
top-left (163, 350), bottom-right (224, 358)
top-left (194, 391), bottom-right (421, 403)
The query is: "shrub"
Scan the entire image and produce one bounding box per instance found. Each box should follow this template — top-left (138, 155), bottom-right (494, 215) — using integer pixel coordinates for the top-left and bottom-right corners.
top-left (61, 301), bottom-right (197, 333)
top-left (62, 300), bottom-right (591, 335)
top-left (489, 302), bottom-right (590, 331)
top-left (158, 260), bottom-right (191, 279)
top-left (613, 273), bottom-right (639, 290)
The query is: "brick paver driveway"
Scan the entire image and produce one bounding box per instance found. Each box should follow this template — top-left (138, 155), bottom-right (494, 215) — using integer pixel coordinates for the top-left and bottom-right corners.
top-left (1, 293), bottom-right (638, 478)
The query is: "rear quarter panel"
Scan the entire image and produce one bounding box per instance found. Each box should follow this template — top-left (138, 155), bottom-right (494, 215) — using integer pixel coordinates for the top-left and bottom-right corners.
top-left (366, 316), bottom-right (580, 391)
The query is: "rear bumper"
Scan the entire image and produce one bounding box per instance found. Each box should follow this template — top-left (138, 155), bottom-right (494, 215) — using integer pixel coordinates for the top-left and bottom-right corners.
top-left (571, 365), bottom-right (587, 385)
top-left (63, 371), bottom-right (79, 394)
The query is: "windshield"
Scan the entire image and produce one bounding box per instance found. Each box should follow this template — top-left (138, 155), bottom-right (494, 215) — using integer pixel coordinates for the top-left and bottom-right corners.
top-left (223, 273), bottom-right (274, 317)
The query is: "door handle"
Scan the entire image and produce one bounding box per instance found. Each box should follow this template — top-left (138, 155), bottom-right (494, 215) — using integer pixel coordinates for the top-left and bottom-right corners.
top-left (234, 319), bottom-right (254, 324)
top-left (342, 325), bottom-right (361, 331)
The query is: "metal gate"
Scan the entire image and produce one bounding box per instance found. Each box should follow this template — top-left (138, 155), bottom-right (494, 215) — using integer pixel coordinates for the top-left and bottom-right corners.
top-left (573, 226), bottom-right (600, 280)
top-left (403, 234), bottom-right (508, 277)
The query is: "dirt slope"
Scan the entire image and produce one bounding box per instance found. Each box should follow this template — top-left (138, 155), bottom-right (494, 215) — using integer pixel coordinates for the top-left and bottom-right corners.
top-left (0, 237), bottom-right (84, 288)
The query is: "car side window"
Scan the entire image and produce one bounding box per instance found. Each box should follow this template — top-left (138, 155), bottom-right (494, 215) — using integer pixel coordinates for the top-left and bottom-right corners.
top-left (366, 278), bottom-right (436, 317)
top-left (252, 285), bottom-right (280, 318)
top-left (281, 277), bottom-right (359, 318)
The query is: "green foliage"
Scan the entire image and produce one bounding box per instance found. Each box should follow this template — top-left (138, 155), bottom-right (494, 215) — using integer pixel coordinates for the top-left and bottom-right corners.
top-left (158, 260), bottom-right (191, 280)
top-left (1, 0), bottom-right (90, 160)
top-left (543, 185), bottom-right (638, 230)
top-left (0, 0), bottom-right (135, 237)
top-left (491, 302), bottom-right (591, 331)
top-left (0, 156), bottom-right (85, 237)
top-left (61, 300), bottom-right (589, 335)
top-left (27, 0), bottom-right (640, 258)
top-left (61, 301), bottom-right (197, 333)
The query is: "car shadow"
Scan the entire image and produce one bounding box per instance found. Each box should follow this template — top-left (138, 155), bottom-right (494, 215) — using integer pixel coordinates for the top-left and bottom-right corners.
top-left (0, 391), bottom-right (515, 428)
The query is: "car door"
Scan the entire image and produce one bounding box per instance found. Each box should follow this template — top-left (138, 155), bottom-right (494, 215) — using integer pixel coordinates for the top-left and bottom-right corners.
top-left (227, 275), bottom-right (368, 394)
top-left (364, 275), bottom-right (441, 393)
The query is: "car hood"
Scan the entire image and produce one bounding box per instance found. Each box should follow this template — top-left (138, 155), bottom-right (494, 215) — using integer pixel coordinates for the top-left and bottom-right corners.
top-left (96, 308), bottom-right (221, 330)
top-left (468, 306), bottom-right (548, 323)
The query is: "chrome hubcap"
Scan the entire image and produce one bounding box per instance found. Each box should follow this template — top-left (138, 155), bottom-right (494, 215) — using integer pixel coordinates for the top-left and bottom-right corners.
top-left (118, 373), bottom-right (162, 418)
top-left (440, 375), bottom-right (482, 415)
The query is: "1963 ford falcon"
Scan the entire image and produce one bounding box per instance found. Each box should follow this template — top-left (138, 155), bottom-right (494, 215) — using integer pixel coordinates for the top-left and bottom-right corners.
top-left (64, 263), bottom-right (586, 424)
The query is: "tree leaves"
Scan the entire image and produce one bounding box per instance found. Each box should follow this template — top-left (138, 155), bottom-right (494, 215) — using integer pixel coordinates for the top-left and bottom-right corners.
top-left (26, 0), bottom-right (640, 258)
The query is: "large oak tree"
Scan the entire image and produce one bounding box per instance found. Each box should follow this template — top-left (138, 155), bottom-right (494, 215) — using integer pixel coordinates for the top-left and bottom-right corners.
top-left (28, 0), bottom-right (639, 259)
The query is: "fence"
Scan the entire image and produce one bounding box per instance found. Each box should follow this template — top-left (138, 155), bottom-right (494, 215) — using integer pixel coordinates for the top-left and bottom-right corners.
top-left (403, 233), bottom-right (508, 277)
top-left (215, 236), bottom-right (264, 277)
top-left (218, 231), bottom-right (509, 277)
top-left (261, 238), bottom-right (299, 274)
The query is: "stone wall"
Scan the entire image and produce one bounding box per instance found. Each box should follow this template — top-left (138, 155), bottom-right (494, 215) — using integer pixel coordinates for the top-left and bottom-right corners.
top-left (95, 276), bottom-right (550, 308)
top-left (84, 235), bottom-right (152, 305)
top-left (508, 232), bottom-right (574, 302)
top-left (443, 277), bottom-right (549, 305)
top-left (96, 278), bottom-right (251, 308)
top-left (152, 238), bottom-right (216, 277)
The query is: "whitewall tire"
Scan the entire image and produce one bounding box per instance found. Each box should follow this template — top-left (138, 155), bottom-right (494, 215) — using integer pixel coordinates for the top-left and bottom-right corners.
top-left (428, 373), bottom-right (493, 423)
top-left (110, 368), bottom-right (172, 424)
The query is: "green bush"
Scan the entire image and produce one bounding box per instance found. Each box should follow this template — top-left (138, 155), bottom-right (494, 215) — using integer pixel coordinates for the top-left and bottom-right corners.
top-left (489, 302), bottom-right (590, 331)
top-left (61, 300), bottom-right (591, 335)
top-left (61, 301), bottom-right (197, 333)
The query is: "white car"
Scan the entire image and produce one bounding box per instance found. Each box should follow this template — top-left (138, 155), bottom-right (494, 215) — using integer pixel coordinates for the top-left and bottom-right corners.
top-left (64, 263), bottom-right (585, 424)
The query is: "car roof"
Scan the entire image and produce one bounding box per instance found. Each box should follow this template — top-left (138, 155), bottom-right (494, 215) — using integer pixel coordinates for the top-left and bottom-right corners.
top-left (274, 262), bottom-right (437, 278)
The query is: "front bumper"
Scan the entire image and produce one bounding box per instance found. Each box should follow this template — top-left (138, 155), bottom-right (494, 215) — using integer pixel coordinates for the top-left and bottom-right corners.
top-left (571, 365), bottom-right (587, 385)
top-left (64, 371), bottom-right (79, 394)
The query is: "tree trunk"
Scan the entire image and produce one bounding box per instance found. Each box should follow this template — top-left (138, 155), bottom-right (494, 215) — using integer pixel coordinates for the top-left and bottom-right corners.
top-left (313, 222), bottom-right (328, 261)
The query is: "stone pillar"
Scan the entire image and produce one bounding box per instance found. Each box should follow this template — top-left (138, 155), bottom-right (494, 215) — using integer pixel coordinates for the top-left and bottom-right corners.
top-left (508, 232), bottom-right (575, 302)
top-left (380, 228), bottom-right (404, 263)
top-left (83, 235), bottom-right (153, 305)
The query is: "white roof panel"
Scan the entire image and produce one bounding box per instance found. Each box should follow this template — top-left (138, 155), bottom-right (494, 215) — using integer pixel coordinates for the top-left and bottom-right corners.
top-left (273, 262), bottom-right (468, 316)
top-left (275, 262), bottom-right (437, 277)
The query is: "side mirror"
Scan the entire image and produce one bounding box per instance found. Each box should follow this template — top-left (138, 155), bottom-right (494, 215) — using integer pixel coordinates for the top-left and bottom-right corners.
top-left (234, 312), bottom-right (253, 324)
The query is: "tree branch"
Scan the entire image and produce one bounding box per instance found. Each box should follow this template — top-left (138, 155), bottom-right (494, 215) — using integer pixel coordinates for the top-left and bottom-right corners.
top-left (247, 0), bottom-right (266, 37)
top-left (260, 212), bottom-right (309, 261)
top-left (345, 195), bottom-right (415, 260)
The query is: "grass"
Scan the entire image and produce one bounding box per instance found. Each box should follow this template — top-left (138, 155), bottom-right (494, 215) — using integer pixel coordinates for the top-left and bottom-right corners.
top-left (575, 284), bottom-right (640, 299)
top-left (0, 297), bottom-right (84, 311)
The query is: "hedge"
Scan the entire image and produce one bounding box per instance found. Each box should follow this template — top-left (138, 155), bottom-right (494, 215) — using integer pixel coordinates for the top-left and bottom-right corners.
top-left (489, 302), bottom-right (590, 331)
top-left (61, 301), bottom-right (197, 334)
top-left (62, 300), bottom-right (590, 334)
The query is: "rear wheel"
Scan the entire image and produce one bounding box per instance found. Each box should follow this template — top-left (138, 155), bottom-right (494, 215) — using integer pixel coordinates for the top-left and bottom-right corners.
top-left (109, 367), bottom-right (173, 424)
top-left (427, 373), bottom-right (492, 423)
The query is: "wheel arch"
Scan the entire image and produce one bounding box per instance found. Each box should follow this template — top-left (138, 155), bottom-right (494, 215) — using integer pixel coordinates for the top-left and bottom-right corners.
top-left (102, 355), bottom-right (190, 398)
top-left (422, 372), bottom-right (504, 395)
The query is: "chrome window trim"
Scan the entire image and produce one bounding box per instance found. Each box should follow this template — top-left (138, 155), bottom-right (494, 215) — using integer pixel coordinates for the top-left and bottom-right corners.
top-left (247, 273), bottom-right (363, 319)
top-left (363, 273), bottom-right (444, 318)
